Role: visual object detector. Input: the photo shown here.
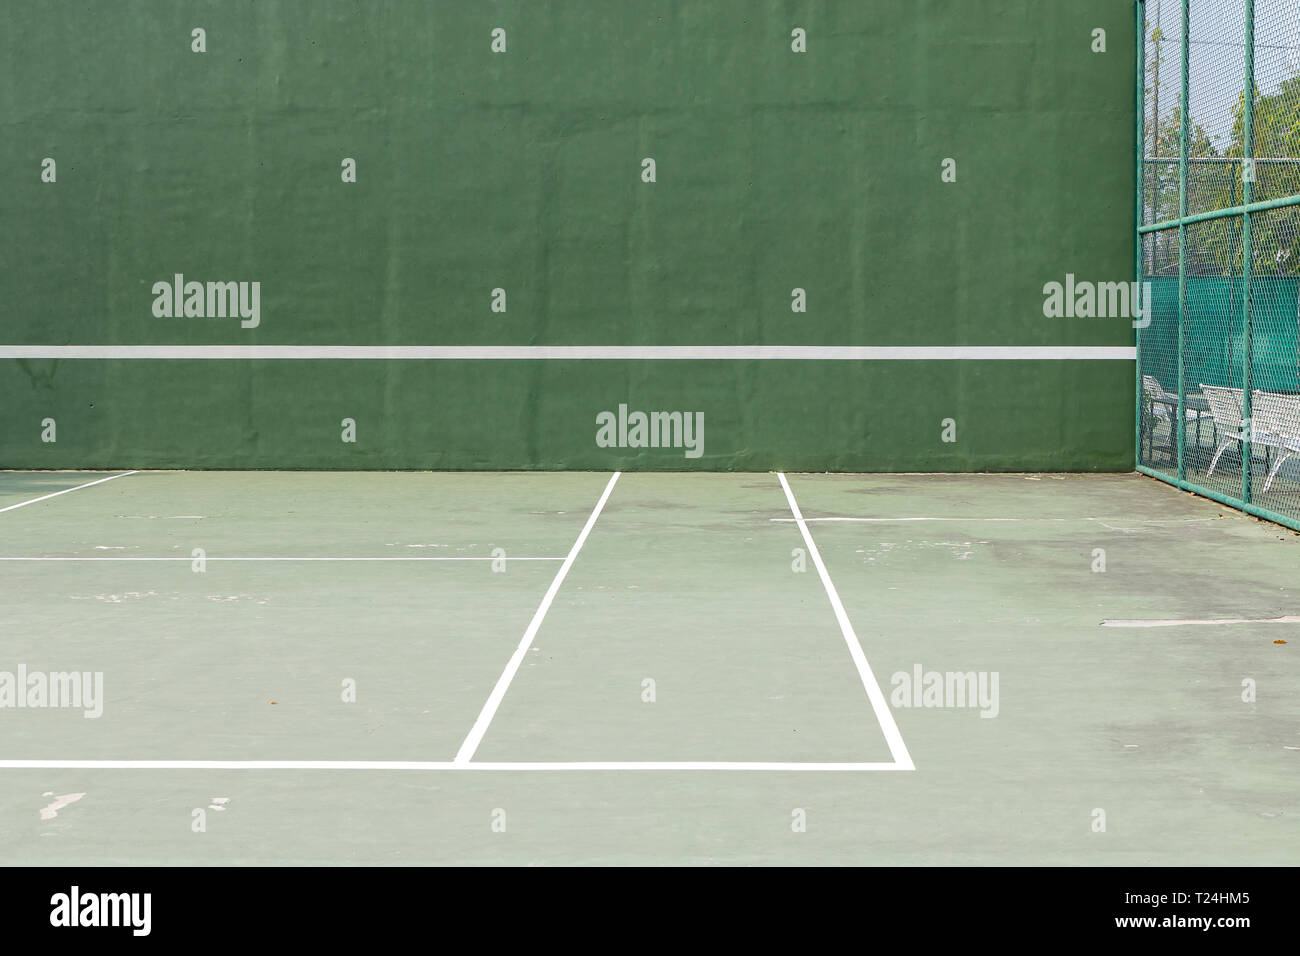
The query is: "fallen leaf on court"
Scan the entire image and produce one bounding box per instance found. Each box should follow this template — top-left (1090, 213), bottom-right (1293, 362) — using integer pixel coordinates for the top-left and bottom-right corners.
top-left (1275, 640), bottom-right (1287, 644)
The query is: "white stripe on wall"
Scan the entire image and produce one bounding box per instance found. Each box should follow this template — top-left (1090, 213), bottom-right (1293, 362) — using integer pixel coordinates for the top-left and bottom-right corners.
top-left (0, 345), bottom-right (1136, 360)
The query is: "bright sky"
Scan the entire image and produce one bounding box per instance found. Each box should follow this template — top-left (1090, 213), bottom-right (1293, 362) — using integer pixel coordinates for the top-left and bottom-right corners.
top-left (1148, 0), bottom-right (1300, 149)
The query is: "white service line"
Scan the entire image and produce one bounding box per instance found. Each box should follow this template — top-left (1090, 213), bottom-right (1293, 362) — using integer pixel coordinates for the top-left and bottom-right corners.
top-left (777, 472), bottom-right (915, 771)
top-left (0, 759), bottom-right (906, 771)
top-left (453, 471), bottom-right (622, 764)
top-left (0, 471), bottom-right (138, 514)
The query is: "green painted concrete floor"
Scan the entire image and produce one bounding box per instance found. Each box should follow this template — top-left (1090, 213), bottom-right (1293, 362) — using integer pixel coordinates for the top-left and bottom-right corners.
top-left (0, 470), bottom-right (1296, 865)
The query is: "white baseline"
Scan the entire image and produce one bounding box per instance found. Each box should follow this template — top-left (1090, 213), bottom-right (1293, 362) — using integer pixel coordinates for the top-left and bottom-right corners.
top-left (0, 556), bottom-right (563, 562)
top-left (0, 760), bottom-right (907, 771)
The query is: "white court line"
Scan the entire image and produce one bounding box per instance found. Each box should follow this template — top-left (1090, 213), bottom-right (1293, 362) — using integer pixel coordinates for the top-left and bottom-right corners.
top-left (1102, 615), bottom-right (1300, 628)
top-left (0, 471), bottom-right (912, 773)
top-left (0, 556), bottom-right (562, 562)
top-left (769, 516), bottom-right (1221, 524)
top-left (0, 760), bottom-right (905, 771)
top-left (771, 517), bottom-right (1030, 523)
top-left (777, 472), bottom-right (915, 771)
top-left (0, 345), bottom-right (1137, 361)
top-left (0, 472), bottom-right (138, 514)
top-left (453, 471), bottom-right (622, 764)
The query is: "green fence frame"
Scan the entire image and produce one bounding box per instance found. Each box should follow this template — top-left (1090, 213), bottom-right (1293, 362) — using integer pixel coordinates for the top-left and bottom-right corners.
top-left (1135, 0), bottom-right (1300, 533)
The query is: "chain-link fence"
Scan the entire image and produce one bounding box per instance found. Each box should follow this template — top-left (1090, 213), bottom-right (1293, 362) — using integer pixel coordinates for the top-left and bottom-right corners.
top-left (1138, 0), bottom-right (1300, 531)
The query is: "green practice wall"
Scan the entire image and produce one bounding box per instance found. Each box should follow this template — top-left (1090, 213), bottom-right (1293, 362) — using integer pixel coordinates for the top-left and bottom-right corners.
top-left (1, 0), bottom-right (1137, 471)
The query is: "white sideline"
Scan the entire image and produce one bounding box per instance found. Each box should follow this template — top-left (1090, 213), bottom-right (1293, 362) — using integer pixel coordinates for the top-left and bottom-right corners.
top-left (0, 345), bottom-right (1136, 361)
top-left (0, 760), bottom-right (907, 771)
top-left (0, 472), bottom-right (138, 514)
top-left (777, 472), bottom-right (915, 771)
top-left (453, 471), bottom-right (622, 763)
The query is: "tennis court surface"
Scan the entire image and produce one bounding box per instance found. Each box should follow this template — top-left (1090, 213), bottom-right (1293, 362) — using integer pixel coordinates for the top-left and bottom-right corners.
top-left (1, 468), bottom-right (1295, 865)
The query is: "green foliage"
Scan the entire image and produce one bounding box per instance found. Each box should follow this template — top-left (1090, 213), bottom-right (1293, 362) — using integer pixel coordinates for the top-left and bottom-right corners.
top-left (1143, 15), bottom-right (1300, 277)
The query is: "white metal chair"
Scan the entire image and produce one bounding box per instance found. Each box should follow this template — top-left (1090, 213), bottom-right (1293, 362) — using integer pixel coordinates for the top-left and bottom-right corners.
top-left (1142, 375), bottom-right (1203, 460)
top-left (1199, 384), bottom-right (1248, 478)
top-left (1248, 390), bottom-right (1300, 493)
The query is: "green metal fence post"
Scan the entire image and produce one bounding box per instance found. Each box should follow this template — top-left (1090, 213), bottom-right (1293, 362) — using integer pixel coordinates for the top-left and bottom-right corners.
top-left (1177, 0), bottom-right (1189, 482)
top-left (1136, 0), bottom-right (1145, 468)
top-left (1241, 0), bottom-right (1256, 503)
